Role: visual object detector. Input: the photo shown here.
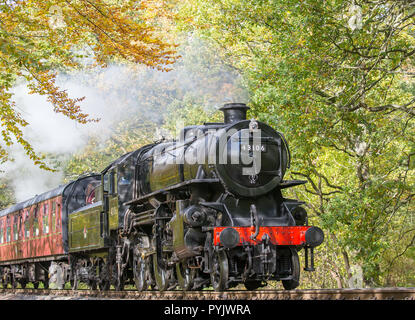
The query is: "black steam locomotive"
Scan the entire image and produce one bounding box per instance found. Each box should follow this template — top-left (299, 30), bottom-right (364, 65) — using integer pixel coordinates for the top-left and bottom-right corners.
top-left (110, 102), bottom-right (324, 291)
top-left (0, 103), bottom-right (323, 291)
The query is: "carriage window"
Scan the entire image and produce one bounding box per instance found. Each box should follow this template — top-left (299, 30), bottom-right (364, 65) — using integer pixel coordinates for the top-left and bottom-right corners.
top-left (33, 207), bottom-right (39, 236)
top-left (43, 203), bottom-right (49, 234)
top-left (0, 221), bottom-right (3, 244)
top-left (52, 201), bottom-right (56, 232)
top-left (6, 216), bottom-right (11, 242)
top-left (13, 215), bottom-right (18, 241)
top-left (56, 204), bottom-right (61, 231)
top-left (19, 213), bottom-right (23, 239)
top-left (24, 210), bottom-right (30, 238)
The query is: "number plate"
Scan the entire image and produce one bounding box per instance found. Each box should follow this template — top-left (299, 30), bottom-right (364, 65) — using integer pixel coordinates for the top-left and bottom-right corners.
top-left (241, 143), bottom-right (267, 152)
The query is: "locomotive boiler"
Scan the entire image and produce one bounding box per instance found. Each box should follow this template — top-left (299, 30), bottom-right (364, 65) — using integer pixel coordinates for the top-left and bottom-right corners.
top-left (0, 102), bottom-right (324, 291)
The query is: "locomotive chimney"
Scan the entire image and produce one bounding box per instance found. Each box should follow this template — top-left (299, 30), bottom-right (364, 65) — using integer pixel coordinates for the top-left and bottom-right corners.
top-left (220, 103), bottom-right (250, 124)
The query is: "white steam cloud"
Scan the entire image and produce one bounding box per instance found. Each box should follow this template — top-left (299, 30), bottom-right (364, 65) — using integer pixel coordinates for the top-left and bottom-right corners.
top-left (0, 38), bottom-right (247, 203)
top-left (2, 80), bottom-right (119, 202)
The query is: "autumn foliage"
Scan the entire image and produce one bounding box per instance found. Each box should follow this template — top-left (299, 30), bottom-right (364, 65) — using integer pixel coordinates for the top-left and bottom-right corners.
top-left (0, 0), bottom-right (177, 168)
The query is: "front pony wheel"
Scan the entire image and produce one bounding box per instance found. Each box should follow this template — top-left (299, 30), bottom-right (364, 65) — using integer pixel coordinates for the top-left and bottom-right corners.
top-left (282, 247), bottom-right (300, 290)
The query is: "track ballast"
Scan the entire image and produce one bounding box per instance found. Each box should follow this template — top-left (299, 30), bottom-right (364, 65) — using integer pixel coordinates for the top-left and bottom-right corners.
top-left (0, 287), bottom-right (414, 300)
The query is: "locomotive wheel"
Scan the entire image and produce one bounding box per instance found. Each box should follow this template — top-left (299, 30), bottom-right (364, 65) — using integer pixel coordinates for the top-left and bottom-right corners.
top-left (176, 260), bottom-right (195, 291)
top-left (70, 259), bottom-right (79, 290)
top-left (87, 279), bottom-right (97, 290)
top-left (210, 250), bottom-right (228, 291)
top-left (282, 248), bottom-right (300, 290)
top-left (133, 254), bottom-right (149, 291)
top-left (20, 279), bottom-right (27, 289)
top-left (98, 259), bottom-right (110, 291)
top-left (99, 279), bottom-right (110, 291)
top-left (114, 276), bottom-right (125, 291)
top-left (70, 274), bottom-right (78, 290)
top-left (153, 253), bottom-right (169, 291)
top-left (112, 263), bottom-right (125, 291)
top-left (86, 261), bottom-right (97, 290)
top-left (11, 277), bottom-right (17, 289)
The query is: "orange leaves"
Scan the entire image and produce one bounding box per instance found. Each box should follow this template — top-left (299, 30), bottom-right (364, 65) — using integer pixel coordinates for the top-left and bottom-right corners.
top-left (57, 0), bottom-right (178, 69)
top-left (25, 69), bottom-right (98, 124)
top-left (0, 0), bottom-right (179, 167)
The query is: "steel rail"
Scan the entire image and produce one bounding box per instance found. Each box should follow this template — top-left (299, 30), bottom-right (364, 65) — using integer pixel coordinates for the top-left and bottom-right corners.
top-left (0, 287), bottom-right (414, 300)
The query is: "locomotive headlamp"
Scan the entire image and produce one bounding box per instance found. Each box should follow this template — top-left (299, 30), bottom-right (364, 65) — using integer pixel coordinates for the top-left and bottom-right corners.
top-left (219, 227), bottom-right (240, 248)
top-left (305, 226), bottom-right (324, 247)
top-left (292, 206), bottom-right (307, 226)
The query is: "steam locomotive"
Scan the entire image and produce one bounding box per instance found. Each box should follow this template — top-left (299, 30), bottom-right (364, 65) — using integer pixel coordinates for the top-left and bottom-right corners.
top-left (0, 103), bottom-right (323, 291)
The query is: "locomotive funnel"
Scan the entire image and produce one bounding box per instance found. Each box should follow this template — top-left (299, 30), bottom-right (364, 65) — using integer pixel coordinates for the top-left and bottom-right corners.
top-left (220, 103), bottom-right (250, 124)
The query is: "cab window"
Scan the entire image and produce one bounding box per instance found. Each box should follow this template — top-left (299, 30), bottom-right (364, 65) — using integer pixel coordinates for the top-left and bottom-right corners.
top-left (118, 166), bottom-right (132, 186)
top-left (104, 170), bottom-right (116, 194)
top-left (118, 164), bottom-right (133, 203)
top-left (103, 173), bottom-right (109, 193)
top-left (109, 171), bottom-right (116, 194)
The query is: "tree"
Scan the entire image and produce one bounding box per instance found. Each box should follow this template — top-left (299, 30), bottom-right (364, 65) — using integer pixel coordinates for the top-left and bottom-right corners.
top-left (0, 0), bottom-right (177, 169)
top-left (0, 177), bottom-right (15, 210)
top-left (178, 0), bottom-right (415, 287)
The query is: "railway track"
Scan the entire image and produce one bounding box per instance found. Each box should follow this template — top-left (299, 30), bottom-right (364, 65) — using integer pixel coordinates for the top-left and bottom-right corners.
top-left (0, 287), bottom-right (414, 300)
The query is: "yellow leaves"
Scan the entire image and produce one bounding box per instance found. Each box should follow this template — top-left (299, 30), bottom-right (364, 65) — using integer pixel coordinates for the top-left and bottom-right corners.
top-left (0, 0), bottom-right (179, 167)
top-left (297, 37), bottom-right (306, 47)
top-left (52, 0), bottom-right (179, 69)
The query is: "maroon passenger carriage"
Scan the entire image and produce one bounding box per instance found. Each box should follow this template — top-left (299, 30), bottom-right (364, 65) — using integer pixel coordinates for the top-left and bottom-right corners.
top-left (0, 175), bottom-right (100, 288)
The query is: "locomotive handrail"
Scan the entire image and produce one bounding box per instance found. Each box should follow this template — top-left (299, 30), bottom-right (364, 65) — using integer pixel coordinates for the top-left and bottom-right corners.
top-left (278, 132), bottom-right (291, 168)
top-left (124, 178), bottom-right (221, 206)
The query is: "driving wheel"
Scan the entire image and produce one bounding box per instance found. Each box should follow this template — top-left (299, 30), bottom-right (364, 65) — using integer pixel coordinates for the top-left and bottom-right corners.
top-left (133, 253), bottom-right (150, 291)
top-left (176, 260), bottom-right (195, 291)
top-left (210, 250), bottom-right (228, 291)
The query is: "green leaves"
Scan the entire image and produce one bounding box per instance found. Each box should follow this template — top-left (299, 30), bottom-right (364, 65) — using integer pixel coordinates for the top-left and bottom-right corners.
top-left (180, 0), bottom-right (415, 287)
